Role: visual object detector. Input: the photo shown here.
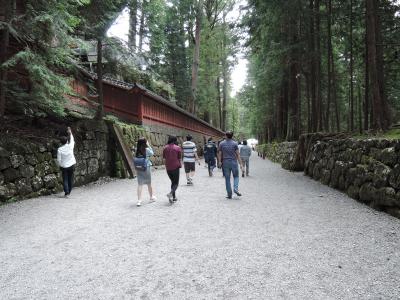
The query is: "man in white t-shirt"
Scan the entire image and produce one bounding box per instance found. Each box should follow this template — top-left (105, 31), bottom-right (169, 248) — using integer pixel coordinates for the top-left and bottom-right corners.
top-left (57, 127), bottom-right (76, 197)
top-left (182, 135), bottom-right (200, 185)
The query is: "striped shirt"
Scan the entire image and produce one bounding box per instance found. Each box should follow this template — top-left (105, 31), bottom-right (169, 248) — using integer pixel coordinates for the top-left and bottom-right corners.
top-left (182, 141), bottom-right (197, 163)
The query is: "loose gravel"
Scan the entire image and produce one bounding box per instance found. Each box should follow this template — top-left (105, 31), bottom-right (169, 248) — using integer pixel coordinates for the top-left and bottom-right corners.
top-left (1, 154), bottom-right (400, 299)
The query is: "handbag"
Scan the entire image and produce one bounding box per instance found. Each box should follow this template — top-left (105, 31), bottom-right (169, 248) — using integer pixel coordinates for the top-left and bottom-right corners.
top-left (133, 156), bottom-right (148, 171)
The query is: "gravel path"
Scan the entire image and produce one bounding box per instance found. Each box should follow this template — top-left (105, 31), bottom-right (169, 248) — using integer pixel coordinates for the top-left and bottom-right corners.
top-left (1, 154), bottom-right (400, 299)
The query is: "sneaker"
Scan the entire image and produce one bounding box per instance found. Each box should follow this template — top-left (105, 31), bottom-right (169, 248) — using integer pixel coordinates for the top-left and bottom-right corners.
top-left (226, 195), bottom-right (232, 199)
top-left (167, 193), bottom-right (173, 204)
top-left (149, 196), bottom-right (157, 203)
top-left (136, 201), bottom-right (142, 207)
top-left (234, 190), bottom-right (242, 196)
top-left (173, 198), bottom-right (178, 202)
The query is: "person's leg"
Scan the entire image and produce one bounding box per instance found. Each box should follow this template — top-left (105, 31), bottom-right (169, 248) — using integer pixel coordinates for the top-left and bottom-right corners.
top-left (222, 162), bottom-right (232, 198)
top-left (232, 162), bottom-right (241, 195)
top-left (61, 168), bottom-right (68, 195)
top-left (245, 159), bottom-right (249, 176)
top-left (171, 168), bottom-right (180, 199)
top-left (184, 163), bottom-right (191, 184)
top-left (147, 184), bottom-right (153, 198)
top-left (137, 184), bottom-right (143, 205)
top-left (241, 158), bottom-right (245, 177)
top-left (67, 166), bottom-right (74, 194)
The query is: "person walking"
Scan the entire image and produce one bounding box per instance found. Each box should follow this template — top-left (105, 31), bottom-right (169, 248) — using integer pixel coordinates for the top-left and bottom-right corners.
top-left (204, 137), bottom-right (217, 176)
top-left (57, 126), bottom-right (76, 197)
top-left (163, 136), bottom-right (182, 203)
top-left (134, 138), bottom-right (157, 207)
top-left (239, 140), bottom-right (252, 177)
top-left (182, 135), bottom-right (200, 185)
top-left (217, 131), bottom-right (243, 199)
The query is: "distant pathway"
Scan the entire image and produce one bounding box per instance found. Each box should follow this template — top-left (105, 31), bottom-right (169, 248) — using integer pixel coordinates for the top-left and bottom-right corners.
top-left (1, 154), bottom-right (400, 299)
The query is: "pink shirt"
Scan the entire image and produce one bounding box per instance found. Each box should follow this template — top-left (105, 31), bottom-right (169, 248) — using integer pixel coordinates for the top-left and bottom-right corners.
top-left (163, 144), bottom-right (182, 171)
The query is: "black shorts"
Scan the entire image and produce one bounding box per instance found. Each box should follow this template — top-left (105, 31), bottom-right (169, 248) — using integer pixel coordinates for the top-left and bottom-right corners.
top-left (184, 162), bottom-right (196, 173)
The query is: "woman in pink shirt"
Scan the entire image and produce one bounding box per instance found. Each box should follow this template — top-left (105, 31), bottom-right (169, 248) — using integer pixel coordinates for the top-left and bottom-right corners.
top-left (163, 136), bottom-right (182, 203)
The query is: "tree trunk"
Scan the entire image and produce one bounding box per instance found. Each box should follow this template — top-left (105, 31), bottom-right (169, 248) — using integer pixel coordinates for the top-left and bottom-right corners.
top-left (0, 0), bottom-right (14, 120)
top-left (325, 0), bottom-right (333, 131)
top-left (222, 66), bottom-right (228, 131)
top-left (128, 0), bottom-right (138, 52)
top-left (217, 76), bottom-right (222, 129)
top-left (349, 0), bottom-right (354, 131)
top-left (358, 84), bottom-right (362, 133)
top-left (287, 15), bottom-right (300, 141)
top-left (309, 0), bottom-right (317, 132)
top-left (305, 74), bottom-right (311, 133)
top-left (95, 38), bottom-right (104, 120)
top-left (366, 0), bottom-right (390, 130)
top-left (138, 0), bottom-right (145, 53)
top-left (189, 0), bottom-right (203, 114)
top-left (364, 17), bottom-right (370, 131)
top-left (314, 0), bottom-right (323, 131)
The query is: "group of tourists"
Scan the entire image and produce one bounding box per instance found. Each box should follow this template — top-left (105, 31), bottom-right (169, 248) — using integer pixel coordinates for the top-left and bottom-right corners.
top-left (133, 130), bottom-right (252, 206)
top-left (56, 126), bottom-right (252, 206)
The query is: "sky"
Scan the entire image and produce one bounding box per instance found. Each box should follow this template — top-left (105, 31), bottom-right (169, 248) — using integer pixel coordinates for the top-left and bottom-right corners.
top-left (107, 1), bottom-right (248, 97)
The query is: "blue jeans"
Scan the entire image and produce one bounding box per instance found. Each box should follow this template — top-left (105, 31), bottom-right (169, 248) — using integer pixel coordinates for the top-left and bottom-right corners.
top-left (222, 160), bottom-right (239, 197)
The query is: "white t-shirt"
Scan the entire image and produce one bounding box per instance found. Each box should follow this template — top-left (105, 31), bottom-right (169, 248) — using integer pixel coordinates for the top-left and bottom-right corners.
top-left (57, 134), bottom-right (76, 168)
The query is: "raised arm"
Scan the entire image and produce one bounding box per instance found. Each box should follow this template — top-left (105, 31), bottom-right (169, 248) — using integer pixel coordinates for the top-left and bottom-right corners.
top-left (67, 127), bottom-right (75, 148)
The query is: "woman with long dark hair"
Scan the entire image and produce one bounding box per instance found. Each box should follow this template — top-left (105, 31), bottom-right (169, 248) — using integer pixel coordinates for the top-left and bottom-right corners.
top-left (135, 137), bottom-right (156, 206)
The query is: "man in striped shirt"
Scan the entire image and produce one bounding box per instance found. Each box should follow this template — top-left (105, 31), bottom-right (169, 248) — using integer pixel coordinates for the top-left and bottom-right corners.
top-left (182, 135), bottom-right (200, 185)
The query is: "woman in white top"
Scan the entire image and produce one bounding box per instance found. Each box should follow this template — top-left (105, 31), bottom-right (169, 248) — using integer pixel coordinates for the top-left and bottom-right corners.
top-left (135, 137), bottom-right (156, 206)
top-left (57, 127), bottom-right (76, 197)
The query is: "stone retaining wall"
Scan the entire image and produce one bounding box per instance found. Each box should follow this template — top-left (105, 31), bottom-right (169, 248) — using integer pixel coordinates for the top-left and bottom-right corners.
top-left (118, 123), bottom-right (207, 168)
top-left (305, 138), bottom-right (400, 217)
top-left (257, 142), bottom-right (297, 170)
top-left (259, 136), bottom-right (400, 218)
top-left (0, 119), bottom-right (214, 203)
top-left (0, 120), bottom-right (111, 203)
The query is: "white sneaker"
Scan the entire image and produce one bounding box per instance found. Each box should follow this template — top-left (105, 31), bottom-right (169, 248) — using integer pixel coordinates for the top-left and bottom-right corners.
top-left (150, 196), bottom-right (157, 202)
top-left (136, 201), bottom-right (142, 207)
top-left (167, 193), bottom-right (173, 203)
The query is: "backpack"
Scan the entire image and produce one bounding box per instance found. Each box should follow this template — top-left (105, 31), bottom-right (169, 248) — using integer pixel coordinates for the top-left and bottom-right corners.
top-left (133, 156), bottom-right (148, 171)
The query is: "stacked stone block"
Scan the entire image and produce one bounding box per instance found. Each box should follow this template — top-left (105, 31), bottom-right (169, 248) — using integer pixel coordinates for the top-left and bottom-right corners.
top-left (0, 120), bottom-right (111, 203)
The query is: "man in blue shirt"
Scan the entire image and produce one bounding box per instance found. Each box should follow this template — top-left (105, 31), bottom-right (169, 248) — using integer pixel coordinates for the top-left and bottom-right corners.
top-left (217, 131), bottom-right (243, 199)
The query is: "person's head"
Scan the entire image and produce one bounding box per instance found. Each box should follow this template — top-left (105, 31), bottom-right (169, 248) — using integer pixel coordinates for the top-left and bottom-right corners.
top-left (243, 140), bottom-right (248, 146)
top-left (60, 136), bottom-right (68, 145)
top-left (225, 131), bottom-right (233, 139)
top-left (136, 137), bottom-right (147, 157)
top-left (208, 137), bottom-right (213, 142)
top-left (186, 135), bottom-right (192, 141)
top-left (167, 135), bottom-right (177, 145)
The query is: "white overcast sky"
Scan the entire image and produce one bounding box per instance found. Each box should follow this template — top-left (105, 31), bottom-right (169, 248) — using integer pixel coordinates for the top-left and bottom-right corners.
top-left (107, 0), bottom-right (248, 97)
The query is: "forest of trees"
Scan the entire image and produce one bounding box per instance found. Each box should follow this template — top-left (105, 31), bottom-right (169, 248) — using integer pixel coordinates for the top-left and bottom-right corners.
top-left (1, 0), bottom-right (400, 142)
top-left (0, 0), bottom-right (239, 131)
top-left (240, 0), bottom-right (400, 143)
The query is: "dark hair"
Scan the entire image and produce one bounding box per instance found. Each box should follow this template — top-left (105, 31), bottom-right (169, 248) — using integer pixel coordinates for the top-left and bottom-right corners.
top-left (167, 135), bottom-right (177, 144)
top-left (208, 137), bottom-right (213, 142)
top-left (136, 137), bottom-right (147, 157)
top-left (60, 136), bottom-right (68, 145)
top-left (186, 135), bottom-right (192, 141)
top-left (225, 131), bottom-right (233, 139)
top-left (243, 140), bottom-right (248, 145)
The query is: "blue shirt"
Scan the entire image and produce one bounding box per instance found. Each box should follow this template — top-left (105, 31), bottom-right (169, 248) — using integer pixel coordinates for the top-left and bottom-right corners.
top-left (218, 139), bottom-right (239, 162)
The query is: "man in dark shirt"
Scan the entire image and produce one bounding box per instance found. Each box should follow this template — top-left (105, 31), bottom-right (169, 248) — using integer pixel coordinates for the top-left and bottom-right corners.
top-left (204, 137), bottom-right (218, 176)
top-left (217, 131), bottom-right (243, 199)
